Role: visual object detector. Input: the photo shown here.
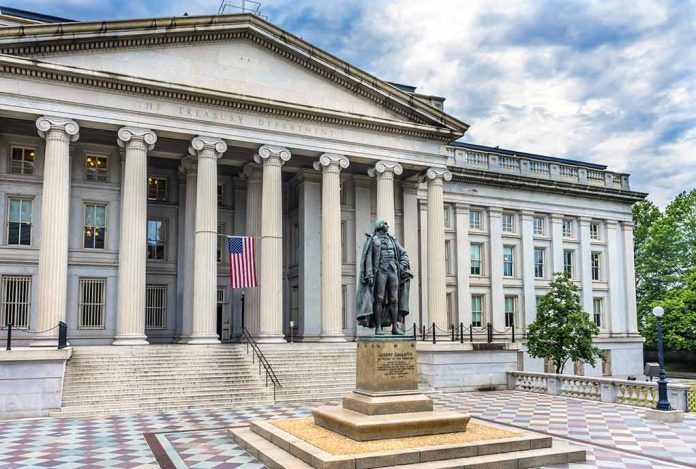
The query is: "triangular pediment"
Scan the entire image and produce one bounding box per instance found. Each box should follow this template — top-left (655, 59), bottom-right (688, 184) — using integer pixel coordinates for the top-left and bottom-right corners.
top-left (0, 15), bottom-right (469, 139)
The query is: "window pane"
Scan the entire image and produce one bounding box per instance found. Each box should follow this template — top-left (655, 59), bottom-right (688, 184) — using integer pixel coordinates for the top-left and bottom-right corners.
top-left (8, 199), bottom-right (20, 222)
top-left (85, 205), bottom-right (95, 226)
top-left (95, 205), bottom-right (106, 227)
top-left (20, 200), bottom-right (31, 223)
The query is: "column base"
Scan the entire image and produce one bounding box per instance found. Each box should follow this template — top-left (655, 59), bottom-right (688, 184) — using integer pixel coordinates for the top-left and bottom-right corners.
top-left (255, 334), bottom-right (287, 344)
top-left (319, 334), bottom-right (347, 343)
top-left (176, 336), bottom-right (192, 344)
top-left (112, 335), bottom-right (149, 346)
top-left (30, 336), bottom-right (60, 347)
top-left (186, 335), bottom-right (221, 345)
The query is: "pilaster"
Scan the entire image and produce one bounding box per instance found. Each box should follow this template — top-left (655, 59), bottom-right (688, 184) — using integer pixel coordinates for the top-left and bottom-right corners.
top-left (621, 221), bottom-right (639, 335)
top-left (579, 217), bottom-right (594, 314)
top-left (401, 181), bottom-right (421, 333)
top-left (488, 206), bottom-right (504, 330)
top-left (550, 214), bottom-right (564, 274)
top-left (176, 156), bottom-right (197, 343)
top-left (520, 210), bottom-right (536, 332)
top-left (243, 162), bottom-right (263, 337)
top-left (455, 203), bottom-right (471, 327)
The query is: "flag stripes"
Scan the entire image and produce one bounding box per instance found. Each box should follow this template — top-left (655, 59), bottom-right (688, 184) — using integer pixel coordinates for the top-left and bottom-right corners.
top-left (227, 236), bottom-right (257, 288)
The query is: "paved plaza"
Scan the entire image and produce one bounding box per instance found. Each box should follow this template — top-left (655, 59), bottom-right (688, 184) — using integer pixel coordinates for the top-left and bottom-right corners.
top-left (0, 391), bottom-right (694, 468)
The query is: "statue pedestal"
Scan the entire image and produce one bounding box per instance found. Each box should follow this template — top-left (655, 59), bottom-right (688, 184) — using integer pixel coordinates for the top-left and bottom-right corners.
top-left (311, 337), bottom-right (470, 441)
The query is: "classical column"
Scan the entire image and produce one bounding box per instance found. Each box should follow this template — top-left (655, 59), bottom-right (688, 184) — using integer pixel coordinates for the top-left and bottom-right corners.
top-left (520, 211), bottom-right (536, 331)
top-left (32, 116), bottom-right (79, 347)
top-left (579, 217), bottom-right (594, 314)
top-left (606, 220), bottom-right (625, 334)
top-left (455, 203), bottom-right (471, 327)
top-left (424, 168), bottom-right (452, 330)
top-left (488, 207), bottom-right (505, 330)
top-left (188, 136), bottom-right (227, 344)
top-left (255, 145), bottom-right (291, 343)
top-left (314, 154), bottom-right (350, 341)
top-left (368, 161), bottom-right (402, 233)
top-left (243, 163), bottom-right (263, 336)
top-left (177, 156), bottom-right (197, 343)
top-left (550, 214), bottom-right (564, 274)
top-left (112, 127), bottom-right (157, 346)
top-left (402, 181), bottom-right (421, 332)
top-left (622, 221), bottom-right (639, 335)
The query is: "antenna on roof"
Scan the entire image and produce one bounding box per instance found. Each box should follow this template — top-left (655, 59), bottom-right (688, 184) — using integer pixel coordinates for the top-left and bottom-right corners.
top-left (217, 0), bottom-right (267, 19)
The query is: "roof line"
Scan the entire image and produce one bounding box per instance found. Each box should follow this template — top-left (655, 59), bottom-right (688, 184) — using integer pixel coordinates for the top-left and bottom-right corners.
top-left (451, 142), bottom-right (608, 170)
top-left (0, 5), bottom-right (75, 23)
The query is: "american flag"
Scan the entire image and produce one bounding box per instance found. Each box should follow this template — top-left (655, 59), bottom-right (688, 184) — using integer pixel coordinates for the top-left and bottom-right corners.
top-left (227, 236), bottom-right (257, 288)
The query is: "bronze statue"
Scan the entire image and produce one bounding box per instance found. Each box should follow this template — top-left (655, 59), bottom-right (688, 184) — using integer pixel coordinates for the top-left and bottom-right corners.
top-left (356, 219), bottom-right (413, 335)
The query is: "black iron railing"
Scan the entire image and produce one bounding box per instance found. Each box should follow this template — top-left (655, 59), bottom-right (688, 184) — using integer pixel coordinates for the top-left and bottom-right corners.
top-left (414, 322), bottom-right (516, 344)
top-left (240, 327), bottom-right (282, 400)
top-left (4, 320), bottom-right (68, 350)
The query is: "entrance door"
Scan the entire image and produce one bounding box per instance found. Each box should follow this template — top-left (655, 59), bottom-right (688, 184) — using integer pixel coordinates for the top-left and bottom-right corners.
top-left (216, 302), bottom-right (223, 342)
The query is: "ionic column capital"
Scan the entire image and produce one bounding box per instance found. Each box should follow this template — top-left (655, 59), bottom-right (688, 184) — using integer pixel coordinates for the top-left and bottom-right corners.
top-left (188, 135), bottom-right (227, 159)
top-left (313, 153), bottom-right (349, 172)
top-left (254, 145), bottom-right (291, 166)
top-left (421, 167), bottom-right (452, 184)
top-left (242, 162), bottom-right (263, 181)
top-left (36, 116), bottom-right (80, 142)
top-left (368, 160), bottom-right (403, 178)
top-left (178, 155), bottom-right (197, 176)
top-left (117, 126), bottom-right (157, 150)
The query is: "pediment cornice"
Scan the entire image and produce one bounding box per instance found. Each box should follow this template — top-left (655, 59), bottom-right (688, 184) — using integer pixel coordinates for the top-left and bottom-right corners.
top-left (0, 14), bottom-right (469, 141)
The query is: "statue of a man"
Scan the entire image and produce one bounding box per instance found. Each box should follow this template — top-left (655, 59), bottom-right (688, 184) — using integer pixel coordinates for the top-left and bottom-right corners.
top-left (356, 218), bottom-right (413, 335)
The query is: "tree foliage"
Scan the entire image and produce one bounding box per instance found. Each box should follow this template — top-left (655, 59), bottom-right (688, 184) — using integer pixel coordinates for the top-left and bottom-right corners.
top-left (634, 189), bottom-right (696, 350)
top-left (526, 273), bottom-right (602, 374)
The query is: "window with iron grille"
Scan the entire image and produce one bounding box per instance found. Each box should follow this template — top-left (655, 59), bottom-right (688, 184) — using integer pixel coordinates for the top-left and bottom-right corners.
top-left (217, 224), bottom-right (225, 263)
top-left (469, 210), bottom-right (482, 230)
top-left (341, 221), bottom-right (348, 263)
top-left (147, 220), bottom-right (167, 260)
top-left (7, 197), bottom-right (32, 246)
top-left (147, 177), bottom-right (168, 202)
top-left (145, 285), bottom-right (167, 329)
top-left (563, 250), bottom-right (574, 278)
top-left (217, 183), bottom-right (224, 206)
top-left (471, 295), bottom-right (483, 327)
top-left (10, 146), bottom-right (36, 175)
top-left (562, 219), bottom-right (574, 238)
top-left (593, 298), bottom-right (603, 328)
top-left (84, 203), bottom-right (106, 249)
top-left (591, 252), bottom-right (602, 281)
top-left (590, 222), bottom-right (601, 240)
top-left (534, 248), bottom-right (545, 278)
top-left (504, 296), bottom-right (516, 327)
top-left (470, 244), bottom-right (482, 275)
top-left (503, 246), bottom-right (514, 277)
top-left (85, 155), bottom-right (107, 181)
top-left (0, 275), bottom-right (31, 328)
top-left (445, 239), bottom-right (454, 275)
top-left (78, 278), bottom-right (105, 329)
top-left (533, 216), bottom-right (545, 236)
top-left (502, 213), bottom-right (514, 233)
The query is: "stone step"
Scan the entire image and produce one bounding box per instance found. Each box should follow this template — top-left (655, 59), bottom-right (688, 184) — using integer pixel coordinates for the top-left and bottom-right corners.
top-left (62, 384), bottom-right (271, 399)
top-left (62, 390), bottom-right (273, 406)
top-left (53, 398), bottom-right (275, 418)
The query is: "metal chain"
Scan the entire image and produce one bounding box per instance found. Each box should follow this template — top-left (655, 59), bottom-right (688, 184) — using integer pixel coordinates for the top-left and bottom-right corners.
top-left (12, 323), bottom-right (60, 334)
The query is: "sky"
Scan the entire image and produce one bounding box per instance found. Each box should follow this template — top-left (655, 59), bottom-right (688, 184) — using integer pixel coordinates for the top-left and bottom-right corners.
top-left (8, 0), bottom-right (695, 207)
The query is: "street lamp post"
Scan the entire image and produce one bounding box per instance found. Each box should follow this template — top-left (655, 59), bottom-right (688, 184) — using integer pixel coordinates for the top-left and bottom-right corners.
top-left (652, 306), bottom-right (671, 411)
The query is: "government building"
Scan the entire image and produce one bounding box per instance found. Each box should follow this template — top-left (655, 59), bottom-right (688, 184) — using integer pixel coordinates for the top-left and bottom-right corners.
top-left (0, 7), bottom-right (645, 381)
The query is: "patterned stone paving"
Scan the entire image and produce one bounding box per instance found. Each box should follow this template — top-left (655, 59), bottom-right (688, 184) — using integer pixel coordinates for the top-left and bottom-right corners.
top-left (0, 391), bottom-right (693, 468)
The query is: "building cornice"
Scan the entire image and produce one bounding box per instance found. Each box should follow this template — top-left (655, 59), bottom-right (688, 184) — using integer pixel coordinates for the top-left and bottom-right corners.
top-left (0, 14), bottom-right (469, 140)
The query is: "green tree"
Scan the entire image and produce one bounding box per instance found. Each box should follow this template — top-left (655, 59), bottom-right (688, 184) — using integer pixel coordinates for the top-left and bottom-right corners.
top-left (526, 273), bottom-right (602, 374)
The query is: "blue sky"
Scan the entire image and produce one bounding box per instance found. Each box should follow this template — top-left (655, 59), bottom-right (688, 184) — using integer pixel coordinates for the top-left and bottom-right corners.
top-left (9, 0), bottom-right (695, 207)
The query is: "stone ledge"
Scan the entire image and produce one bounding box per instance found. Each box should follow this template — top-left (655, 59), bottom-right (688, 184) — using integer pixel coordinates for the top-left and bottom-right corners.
top-left (0, 347), bottom-right (72, 362)
top-left (343, 391), bottom-right (433, 415)
top-left (417, 342), bottom-right (519, 352)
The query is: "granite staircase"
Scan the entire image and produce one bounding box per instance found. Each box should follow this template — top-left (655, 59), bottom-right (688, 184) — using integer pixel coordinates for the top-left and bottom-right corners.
top-left (52, 345), bottom-right (274, 418)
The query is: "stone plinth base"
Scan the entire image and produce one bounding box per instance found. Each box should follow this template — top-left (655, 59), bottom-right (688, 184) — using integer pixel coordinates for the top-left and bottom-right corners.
top-left (343, 391), bottom-right (433, 415)
top-left (312, 406), bottom-right (470, 441)
top-left (644, 408), bottom-right (685, 422)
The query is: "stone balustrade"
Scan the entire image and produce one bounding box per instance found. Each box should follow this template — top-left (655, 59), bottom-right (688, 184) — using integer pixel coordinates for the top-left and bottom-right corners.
top-left (447, 148), bottom-right (631, 190)
top-left (507, 371), bottom-right (690, 411)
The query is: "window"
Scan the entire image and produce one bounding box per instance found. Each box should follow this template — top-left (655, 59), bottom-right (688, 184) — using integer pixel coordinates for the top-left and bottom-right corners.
top-left (562, 219), bottom-right (573, 238)
top-left (590, 222), bottom-right (601, 241)
top-left (83, 203), bottom-right (106, 249)
top-left (502, 213), bottom-right (514, 233)
top-left (7, 198), bottom-right (32, 246)
top-left (591, 252), bottom-right (601, 281)
top-left (147, 177), bottom-right (168, 202)
top-left (504, 296), bottom-right (516, 327)
top-left (217, 224), bottom-right (225, 263)
top-left (445, 239), bottom-right (454, 275)
top-left (78, 278), bottom-right (105, 329)
top-left (446, 291), bottom-right (456, 326)
top-left (444, 205), bottom-right (454, 229)
top-left (593, 298), bottom-right (603, 327)
top-left (10, 147), bottom-right (36, 175)
top-left (290, 286), bottom-right (299, 329)
top-left (533, 216), bottom-right (545, 236)
top-left (0, 275), bottom-right (31, 328)
top-left (147, 220), bottom-right (167, 260)
top-left (145, 285), bottom-right (167, 329)
top-left (342, 285), bottom-right (348, 329)
top-left (217, 184), bottom-right (224, 206)
top-left (469, 210), bottom-right (482, 230)
top-left (470, 244), bottom-right (482, 275)
top-left (503, 246), bottom-right (514, 277)
top-left (85, 155), bottom-right (107, 181)
top-left (534, 248), bottom-right (545, 278)
top-left (471, 295), bottom-right (483, 327)
top-left (563, 250), bottom-right (574, 278)
top-left (341, 221), bottom-right (348, 263)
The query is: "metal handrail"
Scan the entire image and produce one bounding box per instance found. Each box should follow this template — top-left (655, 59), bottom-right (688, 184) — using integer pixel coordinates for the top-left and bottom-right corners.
top-left (239, 327), bottom-right (281, 400)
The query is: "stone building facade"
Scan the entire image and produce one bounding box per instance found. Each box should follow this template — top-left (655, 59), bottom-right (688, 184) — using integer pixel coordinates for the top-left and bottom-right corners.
top-left (0, 13), bottom-right (645, 375)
